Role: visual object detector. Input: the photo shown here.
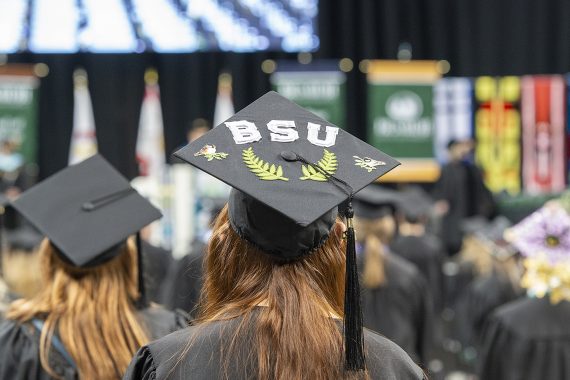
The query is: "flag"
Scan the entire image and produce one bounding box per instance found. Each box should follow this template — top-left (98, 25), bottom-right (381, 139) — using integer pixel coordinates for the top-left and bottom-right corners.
top-left (213, 72), bottom-right (235, 126)
top-left (69, 69), bottom-right (97, 165)
top-left (134, 69), bottom-right (169, 247)
top-left (433, 78), bottom-right (473, 163)
top-left (136, 69), bottom-right (166, 180)
top-left (521, 75), bottom-right (566, 194)
top-left (474, 76), bottom-right (521, 194)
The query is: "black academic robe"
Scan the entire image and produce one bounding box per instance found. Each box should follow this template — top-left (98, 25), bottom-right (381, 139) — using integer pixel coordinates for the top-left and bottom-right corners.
top-left (453, 270), bottom-right (521, 352)
top-left (0, 306), bottom-right (189, 380)
top-left (360, 251), bottom-right (434, 365)
top-left (142, 241), bottom-right (175, 304)
top-left (123, 316), bottom-right (426, 380)
top-left (390, 233), bottom-right (445, 312)
top-left (432, 161), bottom-right (495, 255)
top-left (159, 239), bottom-right (206, 316)
top-left (479, 297), bottom-right (570, 380)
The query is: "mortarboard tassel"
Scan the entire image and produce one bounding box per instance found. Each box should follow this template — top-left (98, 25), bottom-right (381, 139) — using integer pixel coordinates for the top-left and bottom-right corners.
top-left (343, 201), bottom-right (365, 371)
top-left (135, 231), bottom-right (148, 308)
top-left (280, 151), bottom-right (366, 371)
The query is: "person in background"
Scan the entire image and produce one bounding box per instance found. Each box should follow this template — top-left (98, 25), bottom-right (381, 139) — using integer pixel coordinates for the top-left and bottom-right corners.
top-left (124, 92), bottom-right (424, 379)
top-left (1, 226), bottom-right (43, 302)
top-left (433, 139), bottom-right (496, 256)
top-left (452, 217), bottom-right (522, 370)
top-left (0, 155), bottom-right (188, 380)
top-left (479, 203), bottom-right (570, 380)
top-left (353, 185), bottom-right (434, 367)
top-left (160, 197), bottom-right (226, 316)
top-left (391, 186), bottom-right (445, 313)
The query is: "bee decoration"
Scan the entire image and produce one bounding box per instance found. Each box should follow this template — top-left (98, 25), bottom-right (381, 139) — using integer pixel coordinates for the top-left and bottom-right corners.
top-left (353, 156), bottom-right (386, 173)
top-left (194, 144), bottom-right (229, 161)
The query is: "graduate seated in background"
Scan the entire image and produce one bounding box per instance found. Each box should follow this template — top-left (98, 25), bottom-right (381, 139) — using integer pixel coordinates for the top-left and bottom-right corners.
top-left (137, 226), bottom-right (175, 305)
top-left (352, 185), bottom-right (434, 368)
top-left (159, 197), bottom-right (226, 316)
top-left (391, 186), bottom-right (445, 314)
top-left (125, 92), bottom-right (425, 379)
top-left (0, 155), bottom-right (188, 380)
top-left (452, 216), bottom-right (522, 370)
top-left (1, 226), bottom-right (43, 304)
top-left (479, 203), bottom-right (570, 380)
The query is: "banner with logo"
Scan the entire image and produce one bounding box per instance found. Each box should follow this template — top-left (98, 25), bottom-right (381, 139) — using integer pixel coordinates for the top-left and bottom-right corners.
top-left (0, 69), bottom-right (39, 168)
top-left (270, 60), bottom-right (346, 128)
top-left (474, 76), bottom-right (522, 194)
top-left (366, 60), bottom-right (441, 182)
top-left (521, 75), bottom-right (566, 194)
top-left (433, 78), bottom-right (474, 163)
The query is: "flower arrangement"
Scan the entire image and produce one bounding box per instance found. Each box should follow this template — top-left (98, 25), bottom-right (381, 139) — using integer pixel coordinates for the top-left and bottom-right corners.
top-left (506, 205), bottom-right (570, 304)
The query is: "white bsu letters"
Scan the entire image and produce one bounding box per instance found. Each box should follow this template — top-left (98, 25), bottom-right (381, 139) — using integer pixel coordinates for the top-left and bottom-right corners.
top-left (226, 120), bottom-right (339, 147)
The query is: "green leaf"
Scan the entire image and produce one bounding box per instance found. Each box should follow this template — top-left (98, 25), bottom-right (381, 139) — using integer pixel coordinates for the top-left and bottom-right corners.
top-left (242, 147), bottom-right (289, 181)
top-left (299, 149), bottom-right (338, 181)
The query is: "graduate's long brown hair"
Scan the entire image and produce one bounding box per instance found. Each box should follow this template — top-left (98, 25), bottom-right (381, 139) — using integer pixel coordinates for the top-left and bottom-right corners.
top-left (188, 205), bottom-right (368, 380)
top-left (7, 238), bottom-right (149, 380)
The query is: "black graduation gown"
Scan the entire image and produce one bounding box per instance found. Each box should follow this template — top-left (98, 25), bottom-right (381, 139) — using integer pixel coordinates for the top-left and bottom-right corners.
top-left (478, 297), bottom-right (570, 380)
top-left (390, 233), bottom-right (445, 312)
top-left (432, 162), bottom-right (495, 255)
top-left (0, 306), bottom-right (189, 380)
top-left (360, 251), bottom-right (434, 365)
top-left (453, 270), bottom-right (521, 351)
top-left (159, 239), bottom-right (206, 316)
top-left (123, 316), bottom-right (426, 380)
top-left (142, 241), bottom-right (175, 304)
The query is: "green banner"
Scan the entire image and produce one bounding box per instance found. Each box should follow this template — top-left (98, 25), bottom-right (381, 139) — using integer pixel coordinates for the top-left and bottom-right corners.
top-left (270, 70), bottom-right (346, 127)
top-left (367, 83), bottom-right (434, 158)
top-left (0, 75), bottom-right (39, 165)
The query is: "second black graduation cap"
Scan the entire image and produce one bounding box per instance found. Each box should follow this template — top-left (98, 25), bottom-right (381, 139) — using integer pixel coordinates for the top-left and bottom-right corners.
top-left (11, 155), bottom-right (162, 267)
top-left (352, 185), bottom-right (401, 220)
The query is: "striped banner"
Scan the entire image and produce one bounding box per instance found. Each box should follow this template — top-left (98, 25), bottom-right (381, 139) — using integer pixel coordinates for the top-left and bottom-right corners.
top-left (433, 78), bottom-right (474, 163)
top-left (521, 76), bottom-right (566, 194)
top-left (474, 76), bottom-right (521, 194)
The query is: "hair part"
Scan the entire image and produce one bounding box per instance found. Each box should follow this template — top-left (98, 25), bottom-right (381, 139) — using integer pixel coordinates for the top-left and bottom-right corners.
top-left (7, 238), bottom-right (149, 380)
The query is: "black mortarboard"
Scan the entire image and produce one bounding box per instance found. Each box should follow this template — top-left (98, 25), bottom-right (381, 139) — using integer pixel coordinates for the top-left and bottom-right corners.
top-left (173, 91), bottom-right (399, 372)
top-left (11, 155), bottom-right (162, 267)
top-left (352, 185), bottom-right (401, 219)
top-left (6, 226), bottom-right (43, 251)
top-left (397, 186), bottom-right (434, 222)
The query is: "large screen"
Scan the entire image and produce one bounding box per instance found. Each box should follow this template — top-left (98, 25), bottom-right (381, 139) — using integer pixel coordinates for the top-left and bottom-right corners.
top-left (0, 0), bottom-right (319, 53)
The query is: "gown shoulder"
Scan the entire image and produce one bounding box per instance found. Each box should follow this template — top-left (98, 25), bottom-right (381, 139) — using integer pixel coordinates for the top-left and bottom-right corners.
top-left (124, 321), bottom-right (426, 380)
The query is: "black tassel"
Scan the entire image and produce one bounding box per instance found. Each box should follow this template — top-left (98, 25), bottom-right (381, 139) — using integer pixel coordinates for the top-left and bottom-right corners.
top-left (135, 232), bottom-right (148, 308)
top-left (344, 203), bottom-right (365, 371)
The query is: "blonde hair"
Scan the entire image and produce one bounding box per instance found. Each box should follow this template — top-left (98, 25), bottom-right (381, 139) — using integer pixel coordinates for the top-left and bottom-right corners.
top-left (186, 205), bottom-right (368, 380)
top-left (354, 217), bottom-right (395, 288)
top-left (2, 248), bottom-right (42, 299)
top-left (7, 238), bottom-right (150, 380)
